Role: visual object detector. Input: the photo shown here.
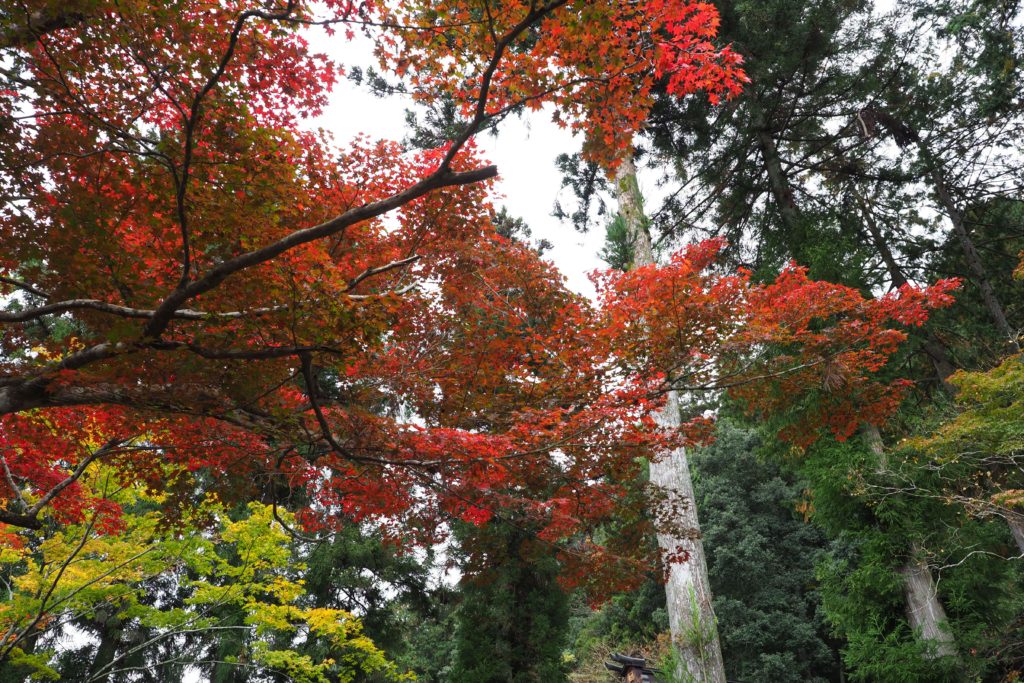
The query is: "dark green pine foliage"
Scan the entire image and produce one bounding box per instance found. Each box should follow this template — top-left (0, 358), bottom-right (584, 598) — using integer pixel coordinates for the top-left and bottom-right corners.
top-left (302, 525), bottom-right (432, 652)
top-left (795, 434), bottom-right (1024, 682)
top-left (854, 0), bottom-right (1024, 358)
top-left (450, 521), bottom-right (570, 683)
top-left (386, 597), bottom-right (459, 683)
top-left (924, 197), bottom-right (1024, 369)
top-left (292, 523), bottom-right (457, 682)
top-left (568, 579), bottom-right (668, 655)
top-left (690, 423), bottom-right (841, 683)
top-left (911, 0), bottom-right (1023, 118)
top-left (643, 0), bottom-right (881, 284)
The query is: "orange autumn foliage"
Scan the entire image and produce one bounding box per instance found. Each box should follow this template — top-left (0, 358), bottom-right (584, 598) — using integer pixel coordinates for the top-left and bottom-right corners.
top-left (0, 0), bottom-right (953, 596)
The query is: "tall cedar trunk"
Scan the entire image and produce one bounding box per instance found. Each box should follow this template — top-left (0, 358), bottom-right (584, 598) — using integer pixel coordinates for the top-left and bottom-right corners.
top-left (918, 143), bottom-right (1020, 353)
top-left (86, 615), bottom-right (123, 683)
top-left (863, 424), bottom-right (958, 659)
top-left (850, 144), bottom-right (1024, 553)
top-left (614, 154), bottom-right (728, 683)
top-left (757, 124), bottom-right (961, 653)
top-left (850, 189), bottom-right (958, 387)
top-left (756, 128), bottom-right (804, 242)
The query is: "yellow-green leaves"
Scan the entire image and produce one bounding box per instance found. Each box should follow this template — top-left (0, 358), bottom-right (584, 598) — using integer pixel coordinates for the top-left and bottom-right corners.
top-left (905, 354), bottom-right (1024, 521)
top-left (0, 471), bottom-right (411, 681)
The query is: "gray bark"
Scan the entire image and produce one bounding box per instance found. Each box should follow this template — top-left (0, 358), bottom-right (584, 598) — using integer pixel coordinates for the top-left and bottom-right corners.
top-left (863, 424), bottom-right (957, 659)
top-left (851, 189), bottom-right (958, 386)
top-left (614, 154), bottom-right (728, 683)
top-left (899, 553), bottom-right (958, 658)
top-left (918, 143), bottom-right (1020, 353)
top-left (1006, 514), bottom-right (1024, 555)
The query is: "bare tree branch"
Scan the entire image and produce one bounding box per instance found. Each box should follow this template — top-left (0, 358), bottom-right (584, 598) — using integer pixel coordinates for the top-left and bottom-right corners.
top-left (346, 255), bottom-right (420, 291)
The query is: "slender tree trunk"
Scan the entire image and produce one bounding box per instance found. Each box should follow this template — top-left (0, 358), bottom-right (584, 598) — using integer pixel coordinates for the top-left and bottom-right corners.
top-left (863, 424), bottom-right (957, 659)
top-left (753, 125), bottom-right (960, 658)
top-left (756, 128), bottom-right (809, 264)
top-left (1006, 515), bottom-right (1024, 553)
top-left (851, 189), bottom-right (958, 386)
top-left (918, 143), bottom-right (1020, 353)
top-left (614, 154), bottom-right (728, 683)
top-left (756, 130), bottom-right (802, 232)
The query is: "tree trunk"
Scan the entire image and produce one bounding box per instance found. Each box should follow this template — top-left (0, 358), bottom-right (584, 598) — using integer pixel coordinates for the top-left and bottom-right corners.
top-left (614, 154), bottom-right (728, 683)
top-left (851, 189), bottom-right (958, 386)
top-left (756, 129), bottom-right (803, 237)
top-left (863, 424), bottom-right (957, 659)
top-left (918, 143), bottom-right (1020, 353)
top-left (86, 615), bottom-right (123, 683)
top-left (899, 553), bottom-right (958, 658)
top-left (1005, 514), bottom-right (1024, 555)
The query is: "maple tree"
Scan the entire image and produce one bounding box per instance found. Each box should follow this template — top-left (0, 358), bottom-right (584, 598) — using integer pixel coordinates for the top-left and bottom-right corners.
top-left (0, 0), bottom-right (742, 570)
top-left (0, 0), bottom-right (960, 638)
top-left (0, 468), bottom-right (410, 682)
top-left (593, 239), bottom-right (960, 450)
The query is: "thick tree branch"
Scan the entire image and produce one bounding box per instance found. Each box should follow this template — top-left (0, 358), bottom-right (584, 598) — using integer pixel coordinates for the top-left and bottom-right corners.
top-left (0, 275), bottom-right (49, 299)
top-left (438, 0), bottom-right (568, 171)
top-left (152, 341), bottom-right (345, 361)
top-left (0, 7), bottom-right (87, 50)
top-left (171, 1), bottom-right (300, 289)
top-left (141, 164), bottom-right (496, 339)
top-left (0, 299), bottom-right (291, 324)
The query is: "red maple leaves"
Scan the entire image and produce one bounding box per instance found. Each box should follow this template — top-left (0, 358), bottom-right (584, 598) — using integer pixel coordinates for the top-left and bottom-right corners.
top-left (596, 240), bottom-right (960, 449)
top-left (0, 0), bottom-right (954, 595)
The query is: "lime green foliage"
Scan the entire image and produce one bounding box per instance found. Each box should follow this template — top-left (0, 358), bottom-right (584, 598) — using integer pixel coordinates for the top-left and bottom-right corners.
top-left (184, 503), bottom-right (410, 683)
top-left (912, 353), bottom-right (1024, 496)
top-left (0, 470), bottom-right (411, 682)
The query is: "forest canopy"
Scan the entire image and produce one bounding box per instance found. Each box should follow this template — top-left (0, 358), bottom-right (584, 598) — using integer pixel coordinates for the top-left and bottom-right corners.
top-left (2, 0), bottom-right (1022, 681)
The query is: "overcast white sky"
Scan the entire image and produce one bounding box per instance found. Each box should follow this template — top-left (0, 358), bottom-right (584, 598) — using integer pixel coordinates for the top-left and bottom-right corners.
top-left (304, 0), bottom-right (905, 299)
top-left (305, 31), bottom-right (616, 297)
